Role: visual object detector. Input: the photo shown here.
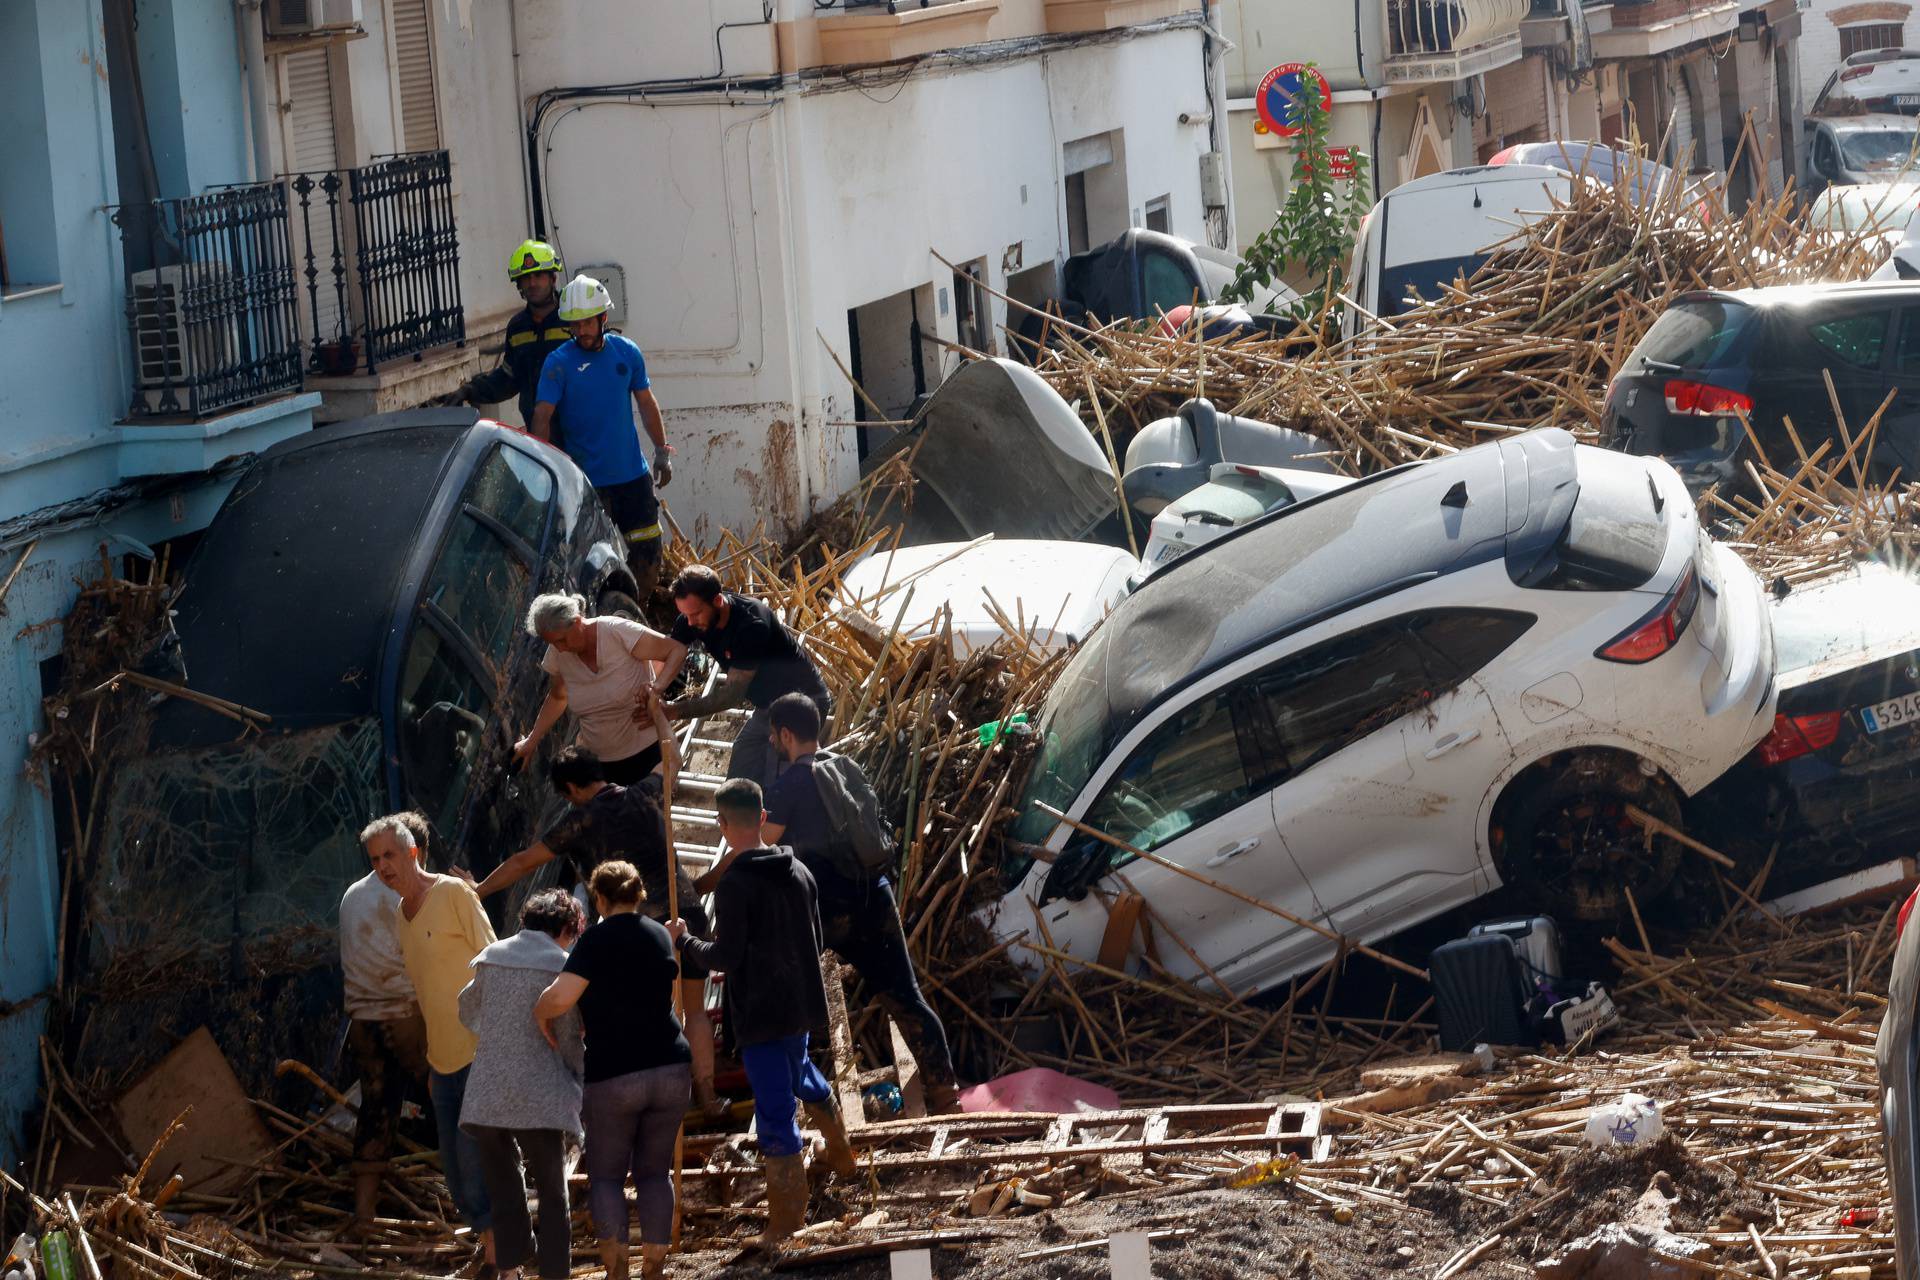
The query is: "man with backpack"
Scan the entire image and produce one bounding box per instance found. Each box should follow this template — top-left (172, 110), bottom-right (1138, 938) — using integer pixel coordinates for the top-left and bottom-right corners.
top-left (757, 691), bottom-right (961, 1115)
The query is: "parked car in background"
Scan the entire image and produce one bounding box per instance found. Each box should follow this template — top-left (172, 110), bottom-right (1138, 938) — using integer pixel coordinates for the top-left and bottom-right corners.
top-left (1809, 180), bottom-right (1920, 238)
top-left (993, 429), bottom-right (1775, 997)
top-left (87, 412), bottom-right (638, 991)
top-left (1810, 47), bottom-right (1920, 119)
top-left (1344, 151), bottom-right (1695, 339)
top-left (1692, 561), bottom-right (1920, 893)
top-left (1603, 283), bottom-right (1920, 496)
top-left (1804, 114), bottom-right (1920, 204)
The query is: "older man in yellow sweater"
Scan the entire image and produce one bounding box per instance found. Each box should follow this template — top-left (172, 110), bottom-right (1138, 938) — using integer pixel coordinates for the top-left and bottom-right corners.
top-left (361, 815), bottom-right (497, 1269)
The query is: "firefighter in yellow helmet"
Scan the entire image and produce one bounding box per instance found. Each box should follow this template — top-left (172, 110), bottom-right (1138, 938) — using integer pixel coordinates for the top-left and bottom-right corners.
top-left (455, 239), bottom-right (571, 429)
top-left (533, 274), bottom-right (674, 597)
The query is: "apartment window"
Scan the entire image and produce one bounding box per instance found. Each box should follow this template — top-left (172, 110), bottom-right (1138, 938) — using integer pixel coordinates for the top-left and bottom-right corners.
top-left (1841, 23), bottom-right (1905, 59)
top-left (390, 0), bottom-right (442, 153)
top-left (0, 0), bottom-right (58, 289)
top-left (1145, 195), bottom-right (1171, 234)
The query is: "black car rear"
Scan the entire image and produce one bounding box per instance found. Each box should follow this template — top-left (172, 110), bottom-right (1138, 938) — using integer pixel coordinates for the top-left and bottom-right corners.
top-left (1604, 284), bottom-right (1920, 497)
top-left (1690, 563), bottom-right (1920, 891)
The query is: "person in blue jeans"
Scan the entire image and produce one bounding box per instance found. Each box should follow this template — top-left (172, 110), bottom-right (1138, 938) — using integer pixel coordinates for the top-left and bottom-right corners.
top-left (532, 274), bottom-right (674, 598)
top-left (666, 779), bottom-right (857, 1253)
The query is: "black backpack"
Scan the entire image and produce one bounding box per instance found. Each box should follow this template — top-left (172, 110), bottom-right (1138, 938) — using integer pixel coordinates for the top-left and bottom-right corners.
top-left (809, 751), bottom-right (895, 883)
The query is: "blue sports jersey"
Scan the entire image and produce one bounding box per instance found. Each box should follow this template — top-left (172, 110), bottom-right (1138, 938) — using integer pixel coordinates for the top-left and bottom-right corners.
top-left (535, 334), bottom-right (651, 487)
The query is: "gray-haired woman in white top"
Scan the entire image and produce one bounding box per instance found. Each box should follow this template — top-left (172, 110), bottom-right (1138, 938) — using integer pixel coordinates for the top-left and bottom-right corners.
top-left (513, 593), bottom-right (678, 785)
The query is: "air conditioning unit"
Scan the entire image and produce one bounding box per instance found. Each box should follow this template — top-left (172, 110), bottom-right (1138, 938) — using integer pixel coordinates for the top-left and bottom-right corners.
top-left (130, 263), bottom-right (239, 410)
top-left (264, 0), bottom-right (363, 37)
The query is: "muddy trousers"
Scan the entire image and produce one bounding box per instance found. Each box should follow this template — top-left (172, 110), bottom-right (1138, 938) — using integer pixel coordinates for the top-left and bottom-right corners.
top-left (346, 1012), bottom-right (428, 1164)
top-left (821, 883), bottom-right (956, 1094)
top-left (466, 1127), bottom-right (570, 1279)
top-left (582, 1063), bottom-right (691, 1246)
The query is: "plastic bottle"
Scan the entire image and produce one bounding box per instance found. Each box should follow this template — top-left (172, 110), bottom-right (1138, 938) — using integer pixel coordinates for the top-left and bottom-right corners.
top-left (36, 1234), bottom-right (70, 1280)
top-left (976, 713), bottom-right (1031, 747)
top-left (2, 1233), bottom-right (36, 1280)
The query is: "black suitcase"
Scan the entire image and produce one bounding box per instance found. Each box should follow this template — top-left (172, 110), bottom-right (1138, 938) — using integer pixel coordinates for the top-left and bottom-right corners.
top-left (1429, 934), bottom-right (1538, 1051)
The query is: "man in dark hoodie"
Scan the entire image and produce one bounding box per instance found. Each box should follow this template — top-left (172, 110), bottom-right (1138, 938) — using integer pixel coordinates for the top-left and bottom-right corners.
top-left (666, 779), bottom-right (857, 1250)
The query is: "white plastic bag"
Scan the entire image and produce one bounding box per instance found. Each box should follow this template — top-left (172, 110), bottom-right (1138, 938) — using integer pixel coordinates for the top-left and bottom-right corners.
top-left (1584, 1092), bottom-right (1663, 1148)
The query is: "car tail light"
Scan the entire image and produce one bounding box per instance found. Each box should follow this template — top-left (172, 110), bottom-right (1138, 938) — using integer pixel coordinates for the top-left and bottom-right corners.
top-left (1663, 379), bottom-right (1753, 416)
top-left (1596, 566), bottom-right (1700, 664)
top-left (1755, 710), bottom-right (1846, 766)
top-left (1842, 65), bottom-right (1872, 81)
top-left (1901, 886), bottom-right (1919, 938)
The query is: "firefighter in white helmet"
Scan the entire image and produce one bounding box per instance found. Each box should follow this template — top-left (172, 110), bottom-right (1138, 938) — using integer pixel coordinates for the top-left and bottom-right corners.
top-left (534, 274), bottom-right (674, 596)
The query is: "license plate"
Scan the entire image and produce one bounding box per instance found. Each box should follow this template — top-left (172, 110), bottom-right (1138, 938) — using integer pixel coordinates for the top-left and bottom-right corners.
top-left (1896, 94), bottom-right (1920, 107)
top-left (1862, 690), bottom-right (1920, 734)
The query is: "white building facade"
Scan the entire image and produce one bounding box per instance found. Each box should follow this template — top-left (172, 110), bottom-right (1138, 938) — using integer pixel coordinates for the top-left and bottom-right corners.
top-left (512, 0), bottom-right (1230, 543)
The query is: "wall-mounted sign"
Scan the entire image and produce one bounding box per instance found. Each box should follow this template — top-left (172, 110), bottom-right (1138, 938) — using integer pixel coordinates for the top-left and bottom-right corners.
top-left (1255, 63), bottom-right (1332, 140)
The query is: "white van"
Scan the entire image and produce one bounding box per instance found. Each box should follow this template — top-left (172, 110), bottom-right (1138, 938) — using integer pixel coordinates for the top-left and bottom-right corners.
top-left (1341, 164), bottom-right (1569, 340)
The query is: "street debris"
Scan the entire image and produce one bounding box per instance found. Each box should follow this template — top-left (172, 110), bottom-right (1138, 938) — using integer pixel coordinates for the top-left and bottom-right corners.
top-left (11, 157), bottom-right (1920, 1280)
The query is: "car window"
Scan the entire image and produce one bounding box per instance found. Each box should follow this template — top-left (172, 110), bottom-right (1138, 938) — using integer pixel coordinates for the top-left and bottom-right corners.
top-left (1895, 310), bottom-right (1920, 375)
top-left (1814, 131), bottom-right (1838, 178)
top-left (1255, 619), bottom-right (1440, 780)
top-left (1082, 689), bottom-right (1256, 860)
top-left (474, 445), bottom-right (554, 551)
top-left (397, 622), bottom-right (493, 845)
top-left (1627, 300), bottom-right (1753, 369)
top-left (1518, 448), bottom-right (1670, 591)
top-left (1809, 311), bottom-right (1890, 369)
top-left (1411, 610), bottom-right (1537, 681)
top-left (422, 447), bottom-right (544, 666)
top-left (1141, 249), bottom-right (1201, 316)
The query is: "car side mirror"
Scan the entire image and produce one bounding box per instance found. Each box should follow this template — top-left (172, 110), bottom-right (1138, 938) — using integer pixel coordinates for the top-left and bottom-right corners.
top-left (1038, 838), bottom-right (1111, 905)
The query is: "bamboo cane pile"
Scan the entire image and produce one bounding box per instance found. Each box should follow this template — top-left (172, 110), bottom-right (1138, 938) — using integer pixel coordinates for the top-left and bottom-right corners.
top-left (1026, 168), bottom-right (1891, 475)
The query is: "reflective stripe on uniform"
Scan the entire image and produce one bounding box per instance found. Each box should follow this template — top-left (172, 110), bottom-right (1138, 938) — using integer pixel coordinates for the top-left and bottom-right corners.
top-left (624, 522), bottom-right (662, 544)
top-left (507, 331), bottom-right (537, 346)
top-left (543, 328), bottom-right (571, 342)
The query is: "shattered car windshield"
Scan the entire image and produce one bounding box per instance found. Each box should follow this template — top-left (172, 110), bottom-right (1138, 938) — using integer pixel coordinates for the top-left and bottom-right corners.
top-left (1840, 130), bottom-right (1920, 172)
top-left (1009, 623), bottom-right (1119, 853)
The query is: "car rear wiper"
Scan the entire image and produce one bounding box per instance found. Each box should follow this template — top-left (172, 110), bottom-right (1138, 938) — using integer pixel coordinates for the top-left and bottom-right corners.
top-left (1647, 471), bottom-right (1665, 514)
top-left (1638, 358), bottom-right (1684, 376)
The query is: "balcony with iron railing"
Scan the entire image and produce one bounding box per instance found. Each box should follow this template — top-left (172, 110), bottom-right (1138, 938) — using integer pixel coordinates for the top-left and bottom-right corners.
top-left (285, 150), bottom-right (466, 379)
top-left (1382, 0), bottom-right (1529, 83)
top-left (109, 183), bottom-right (306, 421)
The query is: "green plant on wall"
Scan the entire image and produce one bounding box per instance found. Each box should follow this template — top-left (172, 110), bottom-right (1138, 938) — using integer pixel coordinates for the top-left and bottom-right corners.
top-left (1225, 63), bottom-right (1371, 320)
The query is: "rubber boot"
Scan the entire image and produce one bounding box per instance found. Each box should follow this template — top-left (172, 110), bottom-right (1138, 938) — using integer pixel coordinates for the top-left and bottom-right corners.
top-left (597, 1239), bottom-right (630, 1280)
top-left (924, 1081), bottom-right (964, 1117)
top-left (803, 1100), bottom-right (858, 1178)
top-left (630, 554), bottom-right (661, 604)
top-left (753, 1154), bottom-right (809, 1252)
top-left (638, 1243), bottom-right (669, 1279)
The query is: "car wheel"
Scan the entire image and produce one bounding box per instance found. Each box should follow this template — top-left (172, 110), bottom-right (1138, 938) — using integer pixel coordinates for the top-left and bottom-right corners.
top-left (1496, 756), bottom-right (1683, 922)
top-left (595, 588), bottom-right (644, 622)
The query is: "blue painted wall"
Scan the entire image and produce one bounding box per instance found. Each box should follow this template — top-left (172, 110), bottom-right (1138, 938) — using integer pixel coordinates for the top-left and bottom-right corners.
top-left (0, 0), bottom-right (314, 1166)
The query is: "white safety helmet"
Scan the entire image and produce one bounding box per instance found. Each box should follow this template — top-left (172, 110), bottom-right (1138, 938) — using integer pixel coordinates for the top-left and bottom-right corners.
top-left (557, 274), bottom-right (612, 323)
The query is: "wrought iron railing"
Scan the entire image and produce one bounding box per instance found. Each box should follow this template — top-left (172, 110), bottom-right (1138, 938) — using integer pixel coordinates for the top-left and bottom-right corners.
top-left (1385, 0), bottom-right (1527, 57)
top-left (287, 150), bottom-right (465, 376)
top-left (109, 183), bottom-right (305, 420)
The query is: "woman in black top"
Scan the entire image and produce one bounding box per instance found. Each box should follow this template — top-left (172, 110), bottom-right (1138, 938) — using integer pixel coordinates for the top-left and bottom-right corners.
top-left (534, 861), bottom-right (689, 1280)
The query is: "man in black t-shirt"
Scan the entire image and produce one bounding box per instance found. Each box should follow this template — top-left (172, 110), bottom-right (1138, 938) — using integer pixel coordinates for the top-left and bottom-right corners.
top-left (654, 563), bottom-right (832, 791)
top-left (467, 746), bottom-right (722, 1116)
top-left (751, 692), bottom-right (960, 1115)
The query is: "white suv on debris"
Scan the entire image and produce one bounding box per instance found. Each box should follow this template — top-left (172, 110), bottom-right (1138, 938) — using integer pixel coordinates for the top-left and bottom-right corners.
top-left (992, 428), bottom-right (1776, 996)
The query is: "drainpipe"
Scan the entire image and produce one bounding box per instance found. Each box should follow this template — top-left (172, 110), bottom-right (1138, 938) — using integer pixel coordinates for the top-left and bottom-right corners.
top-left (236, 0), bottom-right (274, 182)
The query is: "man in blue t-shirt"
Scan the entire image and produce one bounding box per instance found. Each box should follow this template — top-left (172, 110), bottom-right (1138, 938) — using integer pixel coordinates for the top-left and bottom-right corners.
top-left (534, 274), bottom-right (675, 595)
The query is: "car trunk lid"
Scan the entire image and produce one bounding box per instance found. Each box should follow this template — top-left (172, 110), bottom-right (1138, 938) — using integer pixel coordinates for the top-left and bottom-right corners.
top-left (1606, 295), bottom-right (1759, 456)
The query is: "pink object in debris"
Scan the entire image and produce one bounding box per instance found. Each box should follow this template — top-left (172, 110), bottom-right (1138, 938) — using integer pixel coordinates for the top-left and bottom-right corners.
top-left (957, 1067), bottom-right (1123, 1115)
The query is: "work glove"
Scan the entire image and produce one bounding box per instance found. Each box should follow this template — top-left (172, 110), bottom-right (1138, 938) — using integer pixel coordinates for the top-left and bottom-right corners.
top-left (653, 444), bottom-right (674, 488)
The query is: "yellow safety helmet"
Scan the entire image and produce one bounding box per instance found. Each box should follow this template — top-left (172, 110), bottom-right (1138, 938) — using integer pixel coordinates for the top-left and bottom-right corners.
top-left (506, 238), bottom-right (563, 281)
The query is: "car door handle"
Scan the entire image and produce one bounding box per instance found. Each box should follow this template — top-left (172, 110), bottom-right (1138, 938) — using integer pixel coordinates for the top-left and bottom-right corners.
top-left (1204, 837), bottom-right (1261, 867)
top-left (1424, 729), bottom-right (1481, 760)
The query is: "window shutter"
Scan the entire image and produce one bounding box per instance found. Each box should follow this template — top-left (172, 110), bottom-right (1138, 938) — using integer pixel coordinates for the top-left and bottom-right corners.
top-left (285, 47), bottom-right (339, 174)
top-left (283, 47), bottom-right (348, 344)
top-left (392, 0), bottom-right (441, 154)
